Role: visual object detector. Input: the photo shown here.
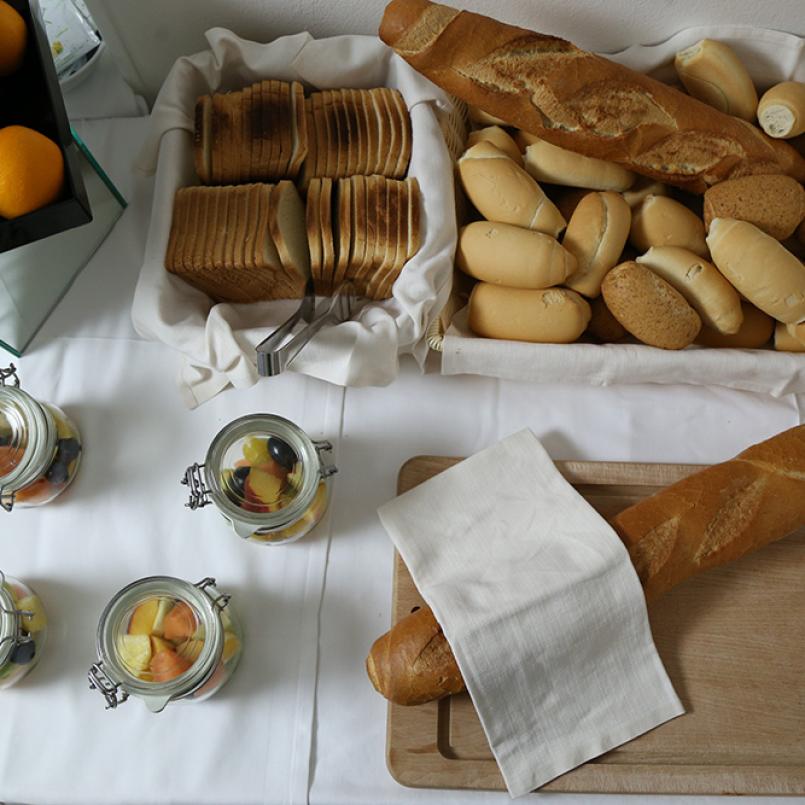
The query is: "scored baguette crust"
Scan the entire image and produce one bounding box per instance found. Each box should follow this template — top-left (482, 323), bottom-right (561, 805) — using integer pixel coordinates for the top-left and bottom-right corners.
top-left (366, 425), bottom-right (805, 705)
top-left (378, 0), bottom-right (805, 193)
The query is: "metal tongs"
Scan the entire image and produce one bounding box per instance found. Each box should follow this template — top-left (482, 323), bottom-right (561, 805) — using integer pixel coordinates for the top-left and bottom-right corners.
top-left (255, 280), bottom-right (364, 376)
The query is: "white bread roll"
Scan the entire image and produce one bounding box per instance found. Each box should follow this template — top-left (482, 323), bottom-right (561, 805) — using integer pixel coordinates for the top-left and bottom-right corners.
top-left (788, 321), bottom-right (805, 344)
top-left (630, 195), bottom-right (709, 257)
top-left (636, 246), bottom-right (743, 334)
top-left (695, 302), bottom-right (774, 348)
top-left (757, 82), bottom-right (805, 139)
top-left (707, 218), bottom-right (805, 324)
top-left (563, 192), bottom-right (632, 298)
top-left (468, 104), bottom-right (507, 126)
top-left (674, 39), bottom-right (758, 122)
top-left (775, 322), bottom-right (805, 351)
top-left (523, 138), bottom-right (635, 192)
top-left (458, 141), bottom-right (566, 236)
top-left (468, 283), bottom-right (591, 343)
top-left (456, 221), bottom-right (576, 288)
top-left (622, 177), bottom-right (669, 209)
top-left (466, 125), bottom-right (523, 164)
top-left (512, 129), bottom-right (540, 152)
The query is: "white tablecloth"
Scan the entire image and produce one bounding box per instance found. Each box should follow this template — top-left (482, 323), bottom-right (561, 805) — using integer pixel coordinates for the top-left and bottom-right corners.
top-left (0, 78), bottom-right (802, 805)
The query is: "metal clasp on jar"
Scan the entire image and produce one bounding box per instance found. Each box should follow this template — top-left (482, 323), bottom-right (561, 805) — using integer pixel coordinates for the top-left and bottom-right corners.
top-left (0, 364), bottom-right (20, 388)
top-left (88, 662), bottom-right (130, 709)
top-left (181, 463), bottom-right (212, 510)
top-left (313, 440), bottom-right (337, 478)
top-left (194, 577), bottom-right (231, 612)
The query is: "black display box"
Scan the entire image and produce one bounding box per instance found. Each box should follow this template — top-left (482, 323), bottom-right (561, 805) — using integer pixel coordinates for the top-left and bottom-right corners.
top-left (0, 0), bottom-right (91, 254)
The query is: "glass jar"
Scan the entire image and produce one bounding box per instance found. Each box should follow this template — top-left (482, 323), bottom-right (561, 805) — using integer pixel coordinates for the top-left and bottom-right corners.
top-left (182, 414), bottom-right (336, 545)
top-left (88, 576), bottom-right (242, 712)
top-left (0, 571), bottom-right (48, 689)
top-left (0, 364), bottom-right (82, 511)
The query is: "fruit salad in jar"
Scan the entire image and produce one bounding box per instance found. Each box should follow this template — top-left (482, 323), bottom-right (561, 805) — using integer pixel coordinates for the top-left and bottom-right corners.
top-left (116, 593), bottom-right (242, 696)
top-left (0, 575), bottom-right (47, 689)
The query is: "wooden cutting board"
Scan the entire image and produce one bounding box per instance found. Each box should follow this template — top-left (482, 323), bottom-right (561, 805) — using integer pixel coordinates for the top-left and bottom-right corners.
top-left (386, 456), bottom-right (805, 795)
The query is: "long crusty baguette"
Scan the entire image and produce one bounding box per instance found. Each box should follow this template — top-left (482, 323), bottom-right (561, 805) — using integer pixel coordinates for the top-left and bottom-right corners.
top-left (367, 425), bottom-right (805, 705)
top-left (378, 0), bottom-right (805, 193)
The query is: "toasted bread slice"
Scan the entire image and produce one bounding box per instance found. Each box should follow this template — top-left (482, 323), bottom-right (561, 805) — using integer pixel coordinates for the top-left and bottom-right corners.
top-left (239, 86), bottom-right (252, 181)
top-left (180, 187), bottom-right (200, 271)
top-left (306, 178), bottom-right (323, 292)
top-left (362, 90), bottom-right (380, 175)
top-left (210, 94), bottom-right (228, 184)
top-left (249, 83), bottom-right (263, 179)
top-left (346, 90), bottom-right (365, 176)
top-left (165, 188), bottom-right (189, 272)
top-left (229, 90), bottom-right (243, 184)
top-left (332, 90), bottom-right (350, 178)
top-left (255, 184), bottom-right (281, 270)
top-left (241, 184), bottom-right (260, 270)
top-left (211, 186), bottom-right (230, 270)
top-left (269, 180), bottom-right (311, 292)
top-left (380, 180), bottom-right (408, 298)
top-left (389, 89), bottom-right (411, 178)
top-left (288, 81), bottom-right (308, 178)
top-left (312, 92), bottom-right (327, 180)
top-left (367, 178), bottom-right (397, 298)
top-left (406, 177), bottom-right (421, 262)
top-left (346, 175), bottom-right (364, 283)
top-left (194, 96), bottom-right (212, 184)
top-left (332, 178), bottom-right (351, 293)
top-left (379, 89), bottom-right (399, 178)
top-left (319, 178), bottom-right (334, 291)
top-left (196, 186), bottom-right (216, 271)
top-left (277, 80), bottom-right (292, 178)
top-left (263, 80), bottom-right (279, 180)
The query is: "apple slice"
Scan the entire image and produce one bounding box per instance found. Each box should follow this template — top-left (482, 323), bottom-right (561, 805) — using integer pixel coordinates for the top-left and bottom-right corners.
top-left (150, 648), bottom-right (192, 683)
top-left (117, 634), bottom-right (152, 673)
top-left (128, 598), bottom-right (160, 636)
top-left (176, 638), bottom-right (205, 663)
top-left (16, 595), bottom-right (47, 633)
top-left (150, 636), bottom-right (173, 655)
top-left (246, 466), bottom-right (283, 504)
top-left (151, 598), bottom-right (173, 637)
top-left (162, 602), bottom-right (197, 642)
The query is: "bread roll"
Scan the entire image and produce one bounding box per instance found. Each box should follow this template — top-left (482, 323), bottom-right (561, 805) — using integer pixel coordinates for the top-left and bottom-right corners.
top-left (523, 138), bottom-right (635, 192)
top-left (563, 192), bottom-right (632, 297)
top-left (703, 174), bottom-right (805, 240)
top-left (622, 177), bottom-right (669, 209)
top-left (468, 283), bottom-right (591, 343)
top-left (636, 246), bottom-right (742, 334)
top-left (695, 302), bottom-right (773, 348)
top-left (553, 187), bottom-right (592, 223)
top-left (787, 321), bottom-right (805, 344)
top-left (674, 39), bottom-right (758, 122)
top-left (757, 82), bottom-right (805, 139)
top-left (775, 322), bottom-right (805, 352)
top-left (466, 125), bottom-right (522, 164)
top-left (456, 221), bottom-right (575, 288)
top-left (706, 218), bottom-right (805, 324)
top-left (630, 195), bottom-right (709, 257)
top-left (601, 261), bottom-right (701, 349)
top-left (586, 297), bottom-right (627, 342)
top-left (798, 218), bottom-right (805, 247)
top-left (367, 425), bottom-right (805, 705)
top-left (468, 104), bottom-right (506, 126)
top-left (512, 128), bottom-right (540, 152)
top-left (457, 141), bottom-right (566, 236)
top-left (379, 0), bottom-right (805, 193)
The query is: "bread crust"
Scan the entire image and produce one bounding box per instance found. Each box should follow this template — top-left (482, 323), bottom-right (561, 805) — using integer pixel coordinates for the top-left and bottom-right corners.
top-left (379, 0), bottom-right (805, 192)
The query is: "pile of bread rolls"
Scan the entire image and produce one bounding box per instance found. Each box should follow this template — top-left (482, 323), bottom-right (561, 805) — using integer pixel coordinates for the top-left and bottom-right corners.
top-left (452, 43), bottom-right (805, 352)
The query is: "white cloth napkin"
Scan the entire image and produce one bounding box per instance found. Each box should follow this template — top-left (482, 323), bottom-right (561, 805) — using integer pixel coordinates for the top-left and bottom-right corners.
top-left (441, 25), bottom-right (805, 395)
top-left (131, 29), bottom-right (458, 408)
top-left (377, 430), bottom-right (684, 798)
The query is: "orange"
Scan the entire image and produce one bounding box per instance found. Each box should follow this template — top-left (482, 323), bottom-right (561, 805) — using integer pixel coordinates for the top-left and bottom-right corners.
top-left (0, 1), bottom-right (26, 76)
top-left (0, 125), bottom-right (64, 219)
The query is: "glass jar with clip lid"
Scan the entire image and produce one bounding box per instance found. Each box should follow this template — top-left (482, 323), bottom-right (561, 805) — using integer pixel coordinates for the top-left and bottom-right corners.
top-left (88, 575), bottom-right (243, 713)
top-left (181, 413), bottom-right (336, 544)
top-left (0, 364), bottom-right (82, 511)
top-left (0, 570), bottom-right (48, 689)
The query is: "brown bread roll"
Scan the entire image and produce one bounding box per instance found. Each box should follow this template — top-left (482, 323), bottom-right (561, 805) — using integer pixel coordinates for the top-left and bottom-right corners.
top-left (523, 138), bottom-right (635, 191)
top-left (466, 125), bottom-right (523, 164)
top-left (563, 192), bottom-right (632, 298)
top-left (636, 246), bottom-right (742, 334)
top-left (601, 261), bottom-right (702, 349)
top-left (468, 283), bottom-right (591, 343)
top-left (695, 302), bottom-right (774, 348)
top-left (586, 297), bottom-right (627, 342)
top-left (456, 221), bottom-right (575, 288)
top-left (457, 141), bottom-right (566, 236)
top-left (630, 195), bottom-right (709, 257)
top-left (673, 39), bottom-right (758, 122)
top-left (703, 174), bottom-right (805, 240)
top-left (757, 82), bottom-right (805, 139)
top-left (706, 218), bottom-right (805, 324)
top-left (367, 425), bottom-right (805, 705)
top-left (378, 0), bottom-right (805, 192)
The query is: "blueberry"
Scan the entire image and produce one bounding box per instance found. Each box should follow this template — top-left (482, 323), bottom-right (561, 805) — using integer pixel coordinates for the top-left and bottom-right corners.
top-left (57, 438), bottom-right (81, 463)
top-left (45, 460), bottom-right (69, 485)
top-left (232, 466), bottom-right (250, 492)
top-left (10, 639), bottom-right (35, 665)
top-left (268, 437), bottom-right (297, 470)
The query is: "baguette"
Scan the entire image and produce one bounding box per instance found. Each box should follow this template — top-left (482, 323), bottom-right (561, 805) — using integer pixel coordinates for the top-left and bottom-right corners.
top-left (367, 425), bottom-right (805, 705)
top-left (757, 82), bottom-right (805, 139)
top-left (378, 0), bottom-right (805, 193)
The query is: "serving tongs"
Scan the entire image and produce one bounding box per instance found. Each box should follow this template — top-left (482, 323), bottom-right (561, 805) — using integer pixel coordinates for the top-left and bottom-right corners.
top-left (256, 280), bottom-right (364, 376)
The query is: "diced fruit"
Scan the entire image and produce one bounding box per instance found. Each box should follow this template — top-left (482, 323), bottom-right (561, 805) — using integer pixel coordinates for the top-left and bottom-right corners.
top-left (286, 463), bottom-right (304, 493)
top-left (14, 477), bottom-right (50, 504)
top-left (246, 467), bottom-right (283, 504)
top-left (10, 638), bottom-right (35, 665)
top-left (302, 481), bottom-right (328, 525)
top-left (242, 436), bottom-right (270, 465)
top-left (162, 602), bottom-right (197, 642)
top-left (0, 444), bottom-right (23, 474)
top-left (258, 458), bottom-right (289, 481)
top-left (17, 595), bottom-right (46, 633)
top-left (222, 632), bottom-right (241, 664)
top-left (117, 634), bottom-right (152, 672)
top-left (57, 437), bottom-right (81, 462)
top-left (128, 597), bottom-right (161, 636)
top-left (176, 638), bottom-right (204, 663)
top-left (151, 598), bottom-right (173, 637)
top-left (55, 415), bottom-right (73, 439)
top-left (150, 648), bottom-right (192, 683)
top-left (268, 437), bottom-right (298, 470)
top-left (150, 636), bottom-right (173, 655)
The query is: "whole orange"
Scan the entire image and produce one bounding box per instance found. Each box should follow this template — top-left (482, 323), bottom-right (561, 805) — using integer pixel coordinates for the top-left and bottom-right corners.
top-left (0, 0), bottom-right (26, 76)
top-left (0, 126), bottom-right (65, 219)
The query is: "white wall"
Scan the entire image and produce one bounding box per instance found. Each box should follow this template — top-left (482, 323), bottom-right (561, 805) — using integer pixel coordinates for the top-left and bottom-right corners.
top-left (85, 0), bottom-right (805, 105)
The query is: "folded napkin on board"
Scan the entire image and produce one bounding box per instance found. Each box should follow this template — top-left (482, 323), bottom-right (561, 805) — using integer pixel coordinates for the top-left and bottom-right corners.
top-left (378, 430), bottom-right (683, 797)
top-left (131, 29), bottom-right (458, 408)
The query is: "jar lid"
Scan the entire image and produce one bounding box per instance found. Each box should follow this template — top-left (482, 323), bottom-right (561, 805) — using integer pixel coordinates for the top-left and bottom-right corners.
top-left (0, 574), bottom-right (16, 667)
top-left (95, 576), bottom-right (224, 713)
top-left (0, 386), bottom-right (57, 501)
top-left (204, 414), bottom-right (320, 532)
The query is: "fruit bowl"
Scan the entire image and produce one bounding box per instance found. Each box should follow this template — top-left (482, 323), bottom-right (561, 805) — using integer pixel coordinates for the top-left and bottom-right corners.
top-left (0, 0), bottom-right (90, 254)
